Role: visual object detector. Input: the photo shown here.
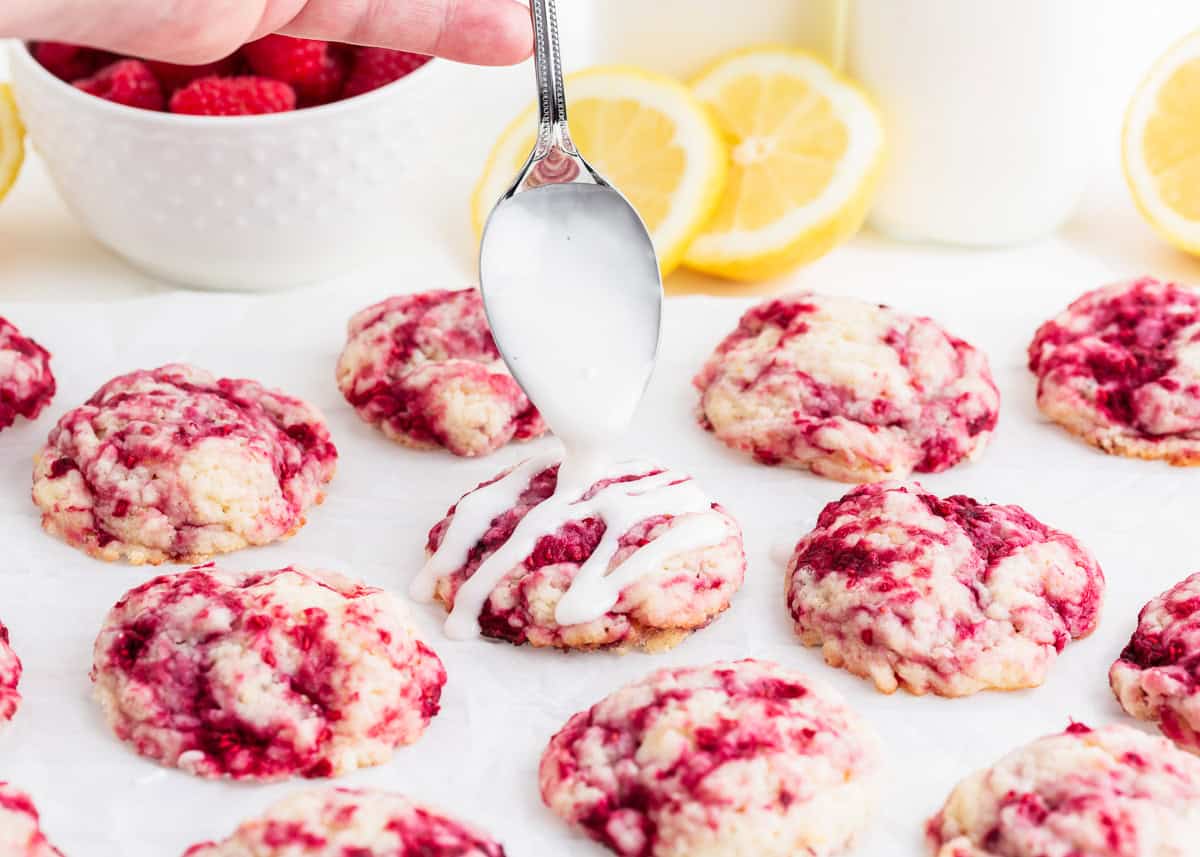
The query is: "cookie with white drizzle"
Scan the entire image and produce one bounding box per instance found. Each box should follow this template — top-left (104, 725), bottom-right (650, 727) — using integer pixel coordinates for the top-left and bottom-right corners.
top-left (412, 453), bottom-right (746, 651)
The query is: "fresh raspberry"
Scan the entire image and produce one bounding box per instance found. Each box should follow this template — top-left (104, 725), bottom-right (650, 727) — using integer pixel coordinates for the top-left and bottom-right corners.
top-left (170, 76), bottom-right (297, 116)
top-left (343, 47), bottom-right (431, 98)
top-left (33, 41), bottom-right (112, 81)
top-left (74, 59), bottom-right (165, 110)
top-left (144, 55), bottom-right (241, 93)
top-left (242, 36), bottom-right (346, 106)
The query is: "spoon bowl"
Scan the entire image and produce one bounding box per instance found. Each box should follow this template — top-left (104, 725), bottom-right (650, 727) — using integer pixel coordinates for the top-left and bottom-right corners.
top-left (478, 0), bottom-right (662, 454)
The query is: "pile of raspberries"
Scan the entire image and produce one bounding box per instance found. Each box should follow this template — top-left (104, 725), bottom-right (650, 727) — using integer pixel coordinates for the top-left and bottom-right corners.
top-left (32, 37), bottom-right (431, 116)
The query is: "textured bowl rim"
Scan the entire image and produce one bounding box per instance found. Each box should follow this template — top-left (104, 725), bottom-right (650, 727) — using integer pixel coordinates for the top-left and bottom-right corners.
top-left (10, 39), bottom-right (435, 128)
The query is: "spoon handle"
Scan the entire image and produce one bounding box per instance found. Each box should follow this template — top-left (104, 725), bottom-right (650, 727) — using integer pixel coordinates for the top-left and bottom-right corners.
top-left (530, 0), bottom-right (572, 155)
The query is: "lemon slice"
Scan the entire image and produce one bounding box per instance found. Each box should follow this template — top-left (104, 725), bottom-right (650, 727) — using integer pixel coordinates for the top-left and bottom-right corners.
top-left (684, 48), bottom-right (884, 282)
top-left (473, 66), bottom-right (727, 277)
top-left (1125, 30), bottom-right (1200, 255)
top-left (0, 84), bottom-right (25, 204)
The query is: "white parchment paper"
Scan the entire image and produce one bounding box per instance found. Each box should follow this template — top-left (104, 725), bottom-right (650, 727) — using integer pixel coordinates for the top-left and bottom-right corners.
top-left (0, 259), bottom-right (1196, 856)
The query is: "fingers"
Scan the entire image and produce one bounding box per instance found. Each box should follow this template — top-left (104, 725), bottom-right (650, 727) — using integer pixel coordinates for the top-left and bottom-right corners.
top-left (2, 0), bottom-right (533, 66)
top-left (3, 0), bottom-right (284, 64)
top-left (279, 0), bottom-right (533, 65)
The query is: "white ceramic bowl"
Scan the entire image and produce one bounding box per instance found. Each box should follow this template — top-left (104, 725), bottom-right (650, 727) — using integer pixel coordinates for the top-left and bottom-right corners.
top-left (9, 41), bottom-right (440, 291)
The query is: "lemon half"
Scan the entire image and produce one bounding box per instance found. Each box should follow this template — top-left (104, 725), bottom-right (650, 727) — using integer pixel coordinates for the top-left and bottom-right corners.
top-left (473, 67), bottom-right (727, 277)
top-left (684, 48), bottom-right (884, 282)
top-left (1125, 29), bottom-right (1200, 255)
top-left (0, 84), bottom-right (25, 204)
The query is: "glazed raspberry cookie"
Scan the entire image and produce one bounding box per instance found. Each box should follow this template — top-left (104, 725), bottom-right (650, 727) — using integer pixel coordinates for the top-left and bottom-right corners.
top-left (185, 788), bottom-right (505, 857)
top-left (1110, 572), bottom-right (1200, 753)
top-left (927, 722), bottom-right (1200, 856)
top-left (786, 483), bottom-right (1104, 696)
top-left (0, 622), bottom-right (22, 723)
top-left (1028, 277), bottom-right (1200, 464)
top-left (0, 317), bottom-right (55, 432)
top-left (694, 294), bottom-right (999, 482)
top-left (414, 453), bottom-right (745, 651)
top-left (336, 289), bottom-right (544, 457)
top-left (32, 364), bottom-right (337, 564)
top-left (0, 784), bottom-right (64, 857)
top-left (92, 565), bottom-right (445, 781)
top-left (540, 660), bottom-right (881, 857)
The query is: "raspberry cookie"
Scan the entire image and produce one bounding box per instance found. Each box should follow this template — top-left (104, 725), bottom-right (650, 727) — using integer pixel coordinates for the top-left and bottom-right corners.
top-left (32, 364), bottom-right (337, 564)
top-left (0, 317), bottom-right (55, 433)
top-left (694, 294), bottom-right (999, 482)
top-left (414, 453), bottom-right (746, 651)
top-left (786, 483), bottom-right (1104, 697)
top-left (1110, 572), bottom-right (1200, 753)
top-left (0, 622), bottom-right (21, 723)
top-left (92, 565), bottom-right (445, 782)
top-left (927, 722), bottom-right (1200, 857)
top-left (1028, 277), bottom-right (1200, 464)
top-left (0, 784), bottom-right (64, 857)
top-left (540, 659), bottom-right (881, 857)
top-left (337, 289), bottom-right (544, 457)
top-left (184, 787), bottom-right (505, 857)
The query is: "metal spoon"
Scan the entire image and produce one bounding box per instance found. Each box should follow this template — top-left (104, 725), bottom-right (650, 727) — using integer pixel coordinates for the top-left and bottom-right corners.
top-left (478, 0), bottom-right (662, 457)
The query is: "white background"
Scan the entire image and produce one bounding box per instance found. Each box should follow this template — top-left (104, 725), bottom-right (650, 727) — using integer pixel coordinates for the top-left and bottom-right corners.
top-left (0, 2), bottom-right (1199, 855)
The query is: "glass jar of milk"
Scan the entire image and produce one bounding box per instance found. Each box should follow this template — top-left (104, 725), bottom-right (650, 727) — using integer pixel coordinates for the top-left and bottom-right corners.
top-left (564, 0), bottom-right (846, 77)
top-left (847, 0), bottom-right (1104, 246)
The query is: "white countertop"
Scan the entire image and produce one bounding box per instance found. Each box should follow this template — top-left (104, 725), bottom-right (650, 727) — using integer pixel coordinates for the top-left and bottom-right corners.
top-left (1, 240), bottom-right (1198, 857)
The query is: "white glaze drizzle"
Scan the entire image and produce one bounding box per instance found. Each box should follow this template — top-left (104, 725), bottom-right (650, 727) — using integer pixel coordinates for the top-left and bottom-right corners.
top-left (410, 454), bottom-right (729, 639)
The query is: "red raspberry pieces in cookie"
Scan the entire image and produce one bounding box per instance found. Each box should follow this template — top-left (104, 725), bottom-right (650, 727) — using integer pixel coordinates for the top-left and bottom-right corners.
top-left (420, 456), bottom-right (746, 651)
top-left (0, 317), bottom-right (55, 433)
top-left (242, 36), bottom-right (347, 106)
top-left (343, 47), bottom-right (431, 98)
top-left (337, 289), bottom-right (545, 457)
top-left (786, 482), bottom-right (1104, 697)
top-left (73, 59), bottom-right (164, 110)
top-left (1111, 571), bottom-right (1200, 753)
top-left (0, 623), bottom-right (21, 724)
top-left (170, 76), bottom-right (297, 116)
top-left (0, 783), bottom-right (64, 857)
top-left (184, 787), bottom-right (506, 857)
top-left (92, 565), bottom-right (447, 782)
top-left (32, 41), bottom-right (112, 81)
top-left (540, 660), bottom-right (881, 857)
top-left (927, 722), bottom-right (1200, 856)
top-left (32, 364), bottom-right (336, 564)
top-left (694, 293), bottom-right (1000, 482)
top-left (1028, 277), bottom-right (1200, 463)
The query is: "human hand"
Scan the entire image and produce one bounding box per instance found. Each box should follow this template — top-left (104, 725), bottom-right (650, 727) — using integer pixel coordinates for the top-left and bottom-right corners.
top-left (2, 0), bottom-right (533, 66)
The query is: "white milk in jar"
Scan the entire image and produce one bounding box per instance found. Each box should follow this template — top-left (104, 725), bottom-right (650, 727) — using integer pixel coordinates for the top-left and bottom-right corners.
top-left (847, 0), bottom-right (1105, 246)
